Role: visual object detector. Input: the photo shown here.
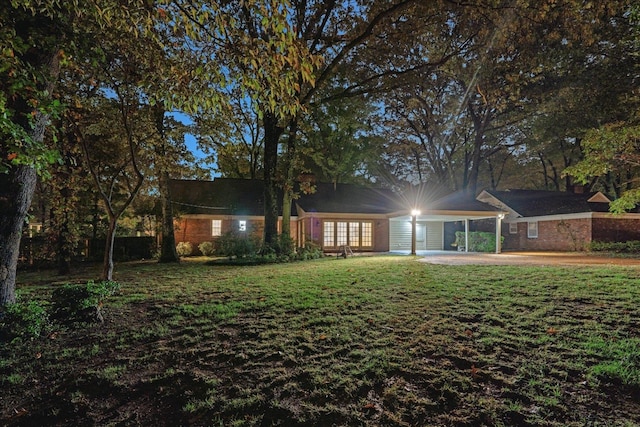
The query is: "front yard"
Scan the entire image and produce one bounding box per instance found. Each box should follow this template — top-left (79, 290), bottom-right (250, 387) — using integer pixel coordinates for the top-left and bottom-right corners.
top-left (2, 256), bottom-right (640, 426)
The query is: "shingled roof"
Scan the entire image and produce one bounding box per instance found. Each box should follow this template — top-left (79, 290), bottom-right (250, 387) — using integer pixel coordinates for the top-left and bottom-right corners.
top-left (479, 189), bottom-right (611, 217)
top-left (168, 178), bottom-right (292, 216)
top-left (168, 179), bottom-right (403, 216)
top-left (295, 182), bottom-right (402, 214)
top-left (428, 191), bottom-right (503, 213)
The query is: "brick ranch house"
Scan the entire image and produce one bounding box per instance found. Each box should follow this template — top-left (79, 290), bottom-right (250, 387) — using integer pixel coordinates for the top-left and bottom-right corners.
top-left (169, 179), bottom-right (640, 254)
top-left (478, 189), bottom-right (640, 251)
top-left (168, 179), bottom-right (504, 254)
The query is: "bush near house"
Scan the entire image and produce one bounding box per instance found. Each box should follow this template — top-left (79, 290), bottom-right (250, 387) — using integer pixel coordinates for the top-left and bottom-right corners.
top-left (589, 240), bottom-right (640, 253)
top-left (216, 231), bottom-right (261, 259)
top-left (176, 241), bottom-right (193, 257)
top-left (198, 241), bottom-right (217, 257)
top-left (454, 231), bottom-right (503, 252)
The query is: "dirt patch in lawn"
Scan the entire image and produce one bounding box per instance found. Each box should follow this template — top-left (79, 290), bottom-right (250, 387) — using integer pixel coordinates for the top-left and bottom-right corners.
top-left (419, 251), bottom-right (640, 266)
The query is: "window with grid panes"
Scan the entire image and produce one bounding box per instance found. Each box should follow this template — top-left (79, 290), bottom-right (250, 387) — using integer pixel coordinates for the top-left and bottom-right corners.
top-left (336, 222), bottom-right (348, 246)
top-left (361, 222), bottom-right (372, 247)
top-left (323, 222), bottom-right (334, 247)
top-left (211, 220), bottom-right (222, 237)
top-left (349, 222), bottom-right (360, 246)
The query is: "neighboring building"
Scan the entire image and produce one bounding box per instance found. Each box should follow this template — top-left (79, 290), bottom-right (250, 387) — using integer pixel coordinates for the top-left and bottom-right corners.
top-left (478, 189), bottom-right (640, 251)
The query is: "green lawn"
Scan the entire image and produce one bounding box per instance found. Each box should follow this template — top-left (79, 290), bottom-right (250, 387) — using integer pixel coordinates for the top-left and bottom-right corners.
top-left (3, 256), bottom-right (640, 426)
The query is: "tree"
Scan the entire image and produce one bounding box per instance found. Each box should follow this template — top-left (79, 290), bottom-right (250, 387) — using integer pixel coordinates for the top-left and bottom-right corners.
top-left (196, 92), bottom-right (264, 180)
top-left (45, 116), bottom-right (86, 274)
top-left (1, 2), bottom-right (93, 304)
top-left (275, 0), bottom-right (460, 245)
top-left (563, 4), bottom-right (640, 210)
top-left (157, 0), bottom-right (321, 252)
top-left (300, 96), bottom-right (382, 186)
top-left (565, 124), bottom-right (640, 212)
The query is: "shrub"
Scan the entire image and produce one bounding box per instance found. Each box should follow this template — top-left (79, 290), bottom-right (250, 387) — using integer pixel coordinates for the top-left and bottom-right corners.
top-left (589, 240), bottom-right (640, 253)
top-left (295, 241), bottom-right (323, 260)
top-left (454, 231), bottom-right (503, 252)
top-left (278, 234), bottom-right (295, 256)
top-left (51, 280), bottom-right (120, 323)
top-left (198, 241), bottom-right (216, 257)
top-left (217, 231), bottom-right (261, 259)
top-left (0, 297), bottom-right (49, 341)
top-left (176, 241), bottom-right (193, 257)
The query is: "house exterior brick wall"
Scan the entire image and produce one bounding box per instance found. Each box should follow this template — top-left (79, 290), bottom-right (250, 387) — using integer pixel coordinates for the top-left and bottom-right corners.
top-left (592, 217), bottom-right (640, 242)
top-left (503, 218), bottom-right (592, 251)
top-left (173, 216), bottom-right (298, 255)
top-left (174, 217), bottom-right (214, 251)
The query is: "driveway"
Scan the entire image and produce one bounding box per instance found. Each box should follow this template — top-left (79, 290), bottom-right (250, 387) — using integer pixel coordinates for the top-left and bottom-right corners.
top-left (415, 251), bottom-right (640, 266)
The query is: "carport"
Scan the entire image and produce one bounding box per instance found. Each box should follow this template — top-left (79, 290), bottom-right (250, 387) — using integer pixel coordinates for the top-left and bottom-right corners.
top-left (388, 192), bottom-right (507, 254)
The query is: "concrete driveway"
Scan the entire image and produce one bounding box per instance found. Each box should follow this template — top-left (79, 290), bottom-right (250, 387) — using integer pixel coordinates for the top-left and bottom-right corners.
top-left (414, 251), bottom-right (640, 266)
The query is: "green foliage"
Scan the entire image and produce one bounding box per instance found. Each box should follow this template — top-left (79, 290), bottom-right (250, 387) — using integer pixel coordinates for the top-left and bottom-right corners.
top-left (565, 124), bottom-right (640, 213)
top-left (454, 231), bottom-right (503, 252)
top-left (198, 241), bottom-right (216, 257)
top-left (51, 280), bottom-right (120, 323)
top-left (0, 297), bottom-right (49, 341)
top-left (589, 240), bottom-right (640, 253)
top-left (278, 234), bottom-right (295, 256)
top-left (294, 241), bottom-right (323, 261)
top-left (217, 231), bottom-right (261, 259)
top-left (176, 242), bottom-right (193, 257)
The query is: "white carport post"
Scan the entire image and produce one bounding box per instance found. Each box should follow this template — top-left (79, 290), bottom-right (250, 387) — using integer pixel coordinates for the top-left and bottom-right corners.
top-left (464, 218), bottom-right (469, 252)
top-left (495, 214), bottom-right (503, 254)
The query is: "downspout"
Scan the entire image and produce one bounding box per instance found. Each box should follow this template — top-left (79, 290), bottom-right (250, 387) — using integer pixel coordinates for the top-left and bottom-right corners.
top-left (496, 214), bottom-right (503, 254)
top-left (464, 219), bottom-right (469, 252)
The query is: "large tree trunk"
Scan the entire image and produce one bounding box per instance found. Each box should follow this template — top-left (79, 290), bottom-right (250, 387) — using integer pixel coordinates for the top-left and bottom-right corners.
top-left (158, 170), bottom-right (179, 263)
top-left (153, 104), bottom-right (179, 263)
top-left (0, 37), bottom-right (59, 303)
top-left (0, 165), bottom-right (38, 304)
top-left (280, 119), bottom-right (298, 247)
top-left (103, 217), bottom-right (117, 281)
top-left (262, 112), bottom-right (284, 251)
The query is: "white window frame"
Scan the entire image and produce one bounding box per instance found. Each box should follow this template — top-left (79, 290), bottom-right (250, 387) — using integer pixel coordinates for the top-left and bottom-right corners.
top-left (238, 220), bottom-right (247, 232)
top-left (211, 219), bottom-right (222, 237)
top-left (508, 222), bottom-right (518, 234)
top-left (527, 221), bottom-right (538, 238)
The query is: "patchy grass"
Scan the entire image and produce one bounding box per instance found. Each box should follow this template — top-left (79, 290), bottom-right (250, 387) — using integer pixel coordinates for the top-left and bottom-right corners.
top-left (2, 256), bottom-right (640, 426)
